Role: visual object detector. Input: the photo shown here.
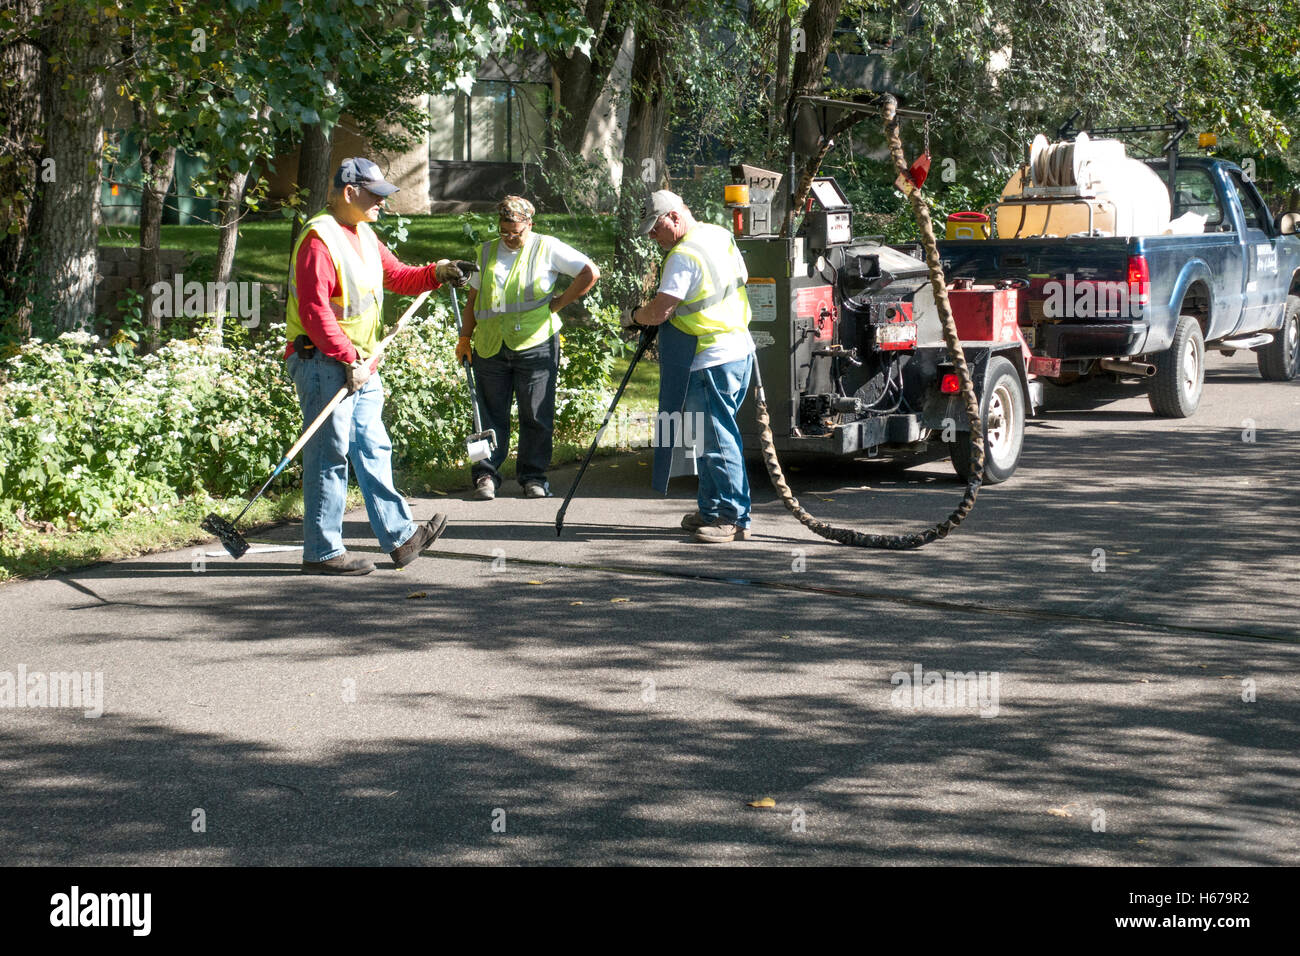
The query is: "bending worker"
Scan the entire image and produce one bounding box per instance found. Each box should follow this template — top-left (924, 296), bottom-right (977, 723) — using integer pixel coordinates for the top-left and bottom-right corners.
top-left (286, 157), bottom-right (468, 575)
top-left (630, 190), bottom-right (755, 543)
top-left (455, 195), bottom-right (600, 500)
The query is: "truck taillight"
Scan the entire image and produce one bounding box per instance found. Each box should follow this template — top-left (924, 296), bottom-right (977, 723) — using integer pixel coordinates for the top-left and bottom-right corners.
top-left (940, 373), bottom-right (960, 393)
top-left (1127, 255), bottom-right (1150, 307)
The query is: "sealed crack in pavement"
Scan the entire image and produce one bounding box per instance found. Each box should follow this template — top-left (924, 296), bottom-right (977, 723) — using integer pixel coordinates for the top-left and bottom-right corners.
top-left (425, 548), bottom-right (1296, 647)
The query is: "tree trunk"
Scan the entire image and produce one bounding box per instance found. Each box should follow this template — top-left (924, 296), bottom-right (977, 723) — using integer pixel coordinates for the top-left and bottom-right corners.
top-left (770, 14), bottom-right (792, 151)
top-left (612, 17), bottom-right (675, 307)
top-left (30, 3), bottom-right (113, 332)
top-left (540, 0), bottom-right (630, 155)
top-left (288, 121), bottom-right (333, 253)
top-left (778, 0), bottom-right (847, 236)
top-left (135, 106), bottom-right (177, 349)
top-left (0, 0), bottom-right (47, 339)
top-left (211, 166), bottom-right (250, 343)
top-left (787, 0), bottom-right (845, 109)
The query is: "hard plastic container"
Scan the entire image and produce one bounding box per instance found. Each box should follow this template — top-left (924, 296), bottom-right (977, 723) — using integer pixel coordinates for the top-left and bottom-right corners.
top-left (947, 211), bottom-right (991, 240)
top-left (995, 135), bottom-right (1171, 238)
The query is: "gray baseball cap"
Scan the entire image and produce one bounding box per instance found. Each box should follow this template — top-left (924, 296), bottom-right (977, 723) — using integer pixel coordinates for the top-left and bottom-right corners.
top-left (638, 189), bottom-right (686, 234)
top-left (334, 157), bottom-right (399, 197)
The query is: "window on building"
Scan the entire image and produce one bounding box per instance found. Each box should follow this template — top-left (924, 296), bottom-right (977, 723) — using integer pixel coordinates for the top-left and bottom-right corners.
top-left (429, 80), bottom-right (550, 163)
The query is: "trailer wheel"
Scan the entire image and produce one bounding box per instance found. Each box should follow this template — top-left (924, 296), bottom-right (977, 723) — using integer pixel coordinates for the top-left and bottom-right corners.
top-left (950, 356), bottom-right (1025, 485)
top-left (1148, 315), bottom-right (1204, 417)
top-left (1257, 295), bottom-right (1300, 381)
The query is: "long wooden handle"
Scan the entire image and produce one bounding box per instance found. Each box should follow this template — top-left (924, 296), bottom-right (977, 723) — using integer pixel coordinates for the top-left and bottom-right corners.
top-left (281, 289), bottom-right (432, 464)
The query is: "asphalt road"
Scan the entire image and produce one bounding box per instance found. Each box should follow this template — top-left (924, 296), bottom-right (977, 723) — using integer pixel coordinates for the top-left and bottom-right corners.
top-left (2, 352), bottom-right (1298, 865)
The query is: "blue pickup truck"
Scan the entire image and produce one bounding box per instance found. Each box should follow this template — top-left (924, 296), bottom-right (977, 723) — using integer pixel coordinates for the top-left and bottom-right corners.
top-left (937, 156), bottom-right (1300, 416)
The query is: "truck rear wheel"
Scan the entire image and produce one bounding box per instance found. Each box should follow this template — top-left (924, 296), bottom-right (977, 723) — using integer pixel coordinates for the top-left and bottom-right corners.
top-left (1148, 315), bottom-right (1204, 417)
top-left (1257, 295), bottom-right (1300, 381)
top-left (950, 356), bottom-right (1025, 485)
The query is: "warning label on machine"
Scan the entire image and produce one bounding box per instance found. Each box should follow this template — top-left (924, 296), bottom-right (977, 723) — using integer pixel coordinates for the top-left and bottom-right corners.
top-left (795, 285), bottom-right (834, 319)
top-left (749, 277), bottom-right (776, 322)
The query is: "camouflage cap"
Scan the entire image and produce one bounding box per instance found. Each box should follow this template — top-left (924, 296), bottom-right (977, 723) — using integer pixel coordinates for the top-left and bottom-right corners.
top-left (497, 195), bottom-right (535, 222)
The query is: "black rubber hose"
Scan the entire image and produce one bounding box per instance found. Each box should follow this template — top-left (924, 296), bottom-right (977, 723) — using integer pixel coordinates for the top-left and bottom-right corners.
top-left (751, 95), bottom-right (985, 550)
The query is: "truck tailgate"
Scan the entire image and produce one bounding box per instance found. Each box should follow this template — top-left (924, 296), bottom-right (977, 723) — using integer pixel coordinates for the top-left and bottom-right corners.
top-left (937, 238), bottom-right (1151, 359)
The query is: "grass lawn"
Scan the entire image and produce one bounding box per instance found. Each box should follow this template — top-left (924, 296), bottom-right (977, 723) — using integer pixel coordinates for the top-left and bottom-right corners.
top-left (98, 213), bottom-right (619, 286)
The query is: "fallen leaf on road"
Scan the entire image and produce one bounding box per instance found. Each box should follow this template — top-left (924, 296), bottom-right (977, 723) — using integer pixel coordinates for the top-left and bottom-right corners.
top-left (407, 591), bottom-right (427, 599)
top-left (747, 797), bottom-right (776, 809)
top-left (527, 580), bottom-right (544, 585)
top-left (611, 597), bottom-right (630, 603)
top-left (1198, 664), bottom-right (1208, 669)
top-left (570, 601), bottom-right (583, 606)
top-left (1047, 808), bottom-right (1072, 817)
top-left (781, 634), bottom-right (791, 640)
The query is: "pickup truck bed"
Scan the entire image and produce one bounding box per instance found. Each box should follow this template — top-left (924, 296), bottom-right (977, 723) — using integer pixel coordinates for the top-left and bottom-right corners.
top-left (937, 158), bottom-right (1300, 372)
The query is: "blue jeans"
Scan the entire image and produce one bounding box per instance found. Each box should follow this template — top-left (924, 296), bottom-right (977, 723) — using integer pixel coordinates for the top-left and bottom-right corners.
top-left (682, 353), bottom-right (753, 528)
top-left (287, 352), bottom-right (416, 562)
top-left (470, 334), bottom-right (558, 491)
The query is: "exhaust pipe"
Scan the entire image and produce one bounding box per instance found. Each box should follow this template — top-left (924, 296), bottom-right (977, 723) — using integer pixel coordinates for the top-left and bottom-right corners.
top-left (1099, 358), bottom-right (1156, 378)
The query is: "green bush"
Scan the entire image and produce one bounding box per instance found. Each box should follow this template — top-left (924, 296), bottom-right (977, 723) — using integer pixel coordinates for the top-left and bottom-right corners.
top-left (0, 299), bottom-right (620, 531)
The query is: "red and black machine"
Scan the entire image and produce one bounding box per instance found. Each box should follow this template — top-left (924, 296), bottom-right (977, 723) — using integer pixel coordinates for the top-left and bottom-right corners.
top-left (732, 97), bottom-right (1039, 484)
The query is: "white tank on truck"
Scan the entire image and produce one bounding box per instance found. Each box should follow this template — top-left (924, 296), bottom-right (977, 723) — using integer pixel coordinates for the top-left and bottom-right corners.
top-left (995, 132), bottom-right (1171, 238)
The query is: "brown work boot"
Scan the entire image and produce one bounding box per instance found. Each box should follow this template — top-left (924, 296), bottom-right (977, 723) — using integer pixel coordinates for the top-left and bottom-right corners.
top-left (390, 514), bottom-right (448, 570)
top-left (693, 519), bottom-right (752, 543)
top-left (302, 552), bottom-right (375, 575)
top-left (680, 511), bottom-right (711, 532)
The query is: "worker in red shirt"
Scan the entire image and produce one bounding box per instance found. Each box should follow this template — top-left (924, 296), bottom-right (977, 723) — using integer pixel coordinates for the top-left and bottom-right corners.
top-left (285, 157), bottom-right (468, 575)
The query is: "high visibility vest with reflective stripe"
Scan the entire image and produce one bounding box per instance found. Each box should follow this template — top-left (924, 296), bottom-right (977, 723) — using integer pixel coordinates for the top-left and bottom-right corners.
top-left (665, 223), bottom-right (751, 354)
top-left (472, 233), bottom-right (561, 358)
top-left (286, 213), bottom-right (384, 359)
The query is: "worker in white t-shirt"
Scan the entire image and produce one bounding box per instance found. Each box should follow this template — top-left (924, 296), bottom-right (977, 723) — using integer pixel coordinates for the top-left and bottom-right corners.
top-left (631, 190), bottom-right (755, 543)
top-left (456, 195), bottom-right (599, 499)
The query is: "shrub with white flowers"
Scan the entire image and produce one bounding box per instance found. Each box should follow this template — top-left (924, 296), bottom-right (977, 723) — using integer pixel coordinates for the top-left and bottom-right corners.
top-left (0, 299), bottom-right (620, 531)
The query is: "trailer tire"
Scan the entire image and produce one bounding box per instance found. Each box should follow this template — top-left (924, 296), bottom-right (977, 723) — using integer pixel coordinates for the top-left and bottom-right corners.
top-left (1148, 315), bottom-right (1204, 417)
top-left (1257, 295), bottom-right (1300, 381)
top-left (950, 356), bottom-right (1025, 485)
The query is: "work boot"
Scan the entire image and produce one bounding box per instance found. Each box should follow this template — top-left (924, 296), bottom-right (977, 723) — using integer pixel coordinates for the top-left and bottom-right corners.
top-left (302, 552), bottom-right (375, 575)
top-left (523, 480), bottom-right (552, 498)
top-left (693, 519), bottom-right (752, 543)
top-left (680, 511), bottom-right (712, 532)
top-left (390, 514), bottom-right (448, 570)
top-left (474, 476), bottom-right (496, 500)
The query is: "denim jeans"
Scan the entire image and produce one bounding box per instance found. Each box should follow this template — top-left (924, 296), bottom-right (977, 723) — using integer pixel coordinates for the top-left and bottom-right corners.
top-left (287, 352), bottom-right (416, 562)
top-left (682, 353), bottom-right (753, 528)
top-left (470, 334), bottom-right (559, 491)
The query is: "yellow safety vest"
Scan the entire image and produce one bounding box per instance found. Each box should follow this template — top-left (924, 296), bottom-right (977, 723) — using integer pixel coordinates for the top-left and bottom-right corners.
top-left (286, 212), bottom-right (384, 358)
top-left (472, 233), bottom-right (562, 358)
top-left (665, 223), bottom-right (751, 353)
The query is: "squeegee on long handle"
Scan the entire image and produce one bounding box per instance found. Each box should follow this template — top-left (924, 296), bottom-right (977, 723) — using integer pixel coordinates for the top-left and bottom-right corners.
top-left (202, 289), bottom-right (431, 557)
